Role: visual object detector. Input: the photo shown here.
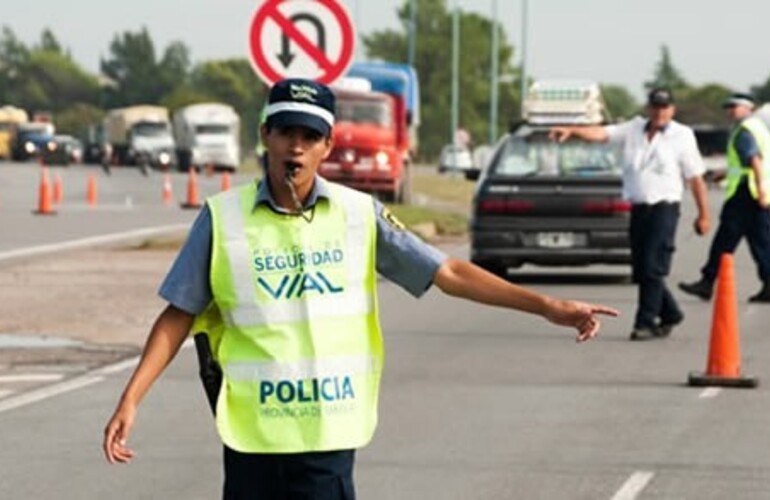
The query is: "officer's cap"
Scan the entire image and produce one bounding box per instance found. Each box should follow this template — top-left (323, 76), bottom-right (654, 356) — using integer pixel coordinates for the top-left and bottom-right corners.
top-left (647, 87), bottom-right (674, 107)
top-left (265, 79), bottom-right (336, 137)
top-left (722, 92), bottom-right (756, 109)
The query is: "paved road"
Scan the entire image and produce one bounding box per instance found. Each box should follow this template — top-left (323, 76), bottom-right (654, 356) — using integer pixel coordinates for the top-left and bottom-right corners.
top-left (1, 165), bottom-right (770, 498)
top-left (0, 163), bottom-right (254, 255)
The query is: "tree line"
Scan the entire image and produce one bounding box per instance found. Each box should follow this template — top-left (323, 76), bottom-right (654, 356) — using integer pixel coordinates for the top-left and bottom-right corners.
top-left (2, 0), bottom-right (768, 158)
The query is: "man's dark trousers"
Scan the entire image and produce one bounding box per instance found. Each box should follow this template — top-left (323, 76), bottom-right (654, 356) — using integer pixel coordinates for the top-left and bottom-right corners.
top-left (630, 202), bottom-right (682, 329)
top-left (700, 181), bottom-right (770, 284)
top-left (223, 447), bottom-right (356, 500)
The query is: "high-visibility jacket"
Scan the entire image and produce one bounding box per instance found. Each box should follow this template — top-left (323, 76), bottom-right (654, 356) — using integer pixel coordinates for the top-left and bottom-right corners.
top-left (726, 116), bottom-right (770, 204)
top-left (205, 180), bottom-right (383, 453)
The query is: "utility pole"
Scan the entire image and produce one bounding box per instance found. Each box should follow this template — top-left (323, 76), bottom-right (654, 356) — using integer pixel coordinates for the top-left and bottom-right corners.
top-left (519, 0), bottom-right (529, 118)
top-left (489, 0), bottom-right (499, 145)
top-left (408, 0), bottom-right (417, 67)
top-left (451, 1), bottom-right (460, 145)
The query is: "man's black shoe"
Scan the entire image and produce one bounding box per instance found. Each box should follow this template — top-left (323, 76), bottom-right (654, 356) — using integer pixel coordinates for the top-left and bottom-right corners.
top-left (629, 327), bottom-right (660, 341)
top-left (749, 282), bottom-right (770, 303)
top-left (657, 315), bottom-right (684, 337)
top-left (678, 279), bottom-right (713, 301)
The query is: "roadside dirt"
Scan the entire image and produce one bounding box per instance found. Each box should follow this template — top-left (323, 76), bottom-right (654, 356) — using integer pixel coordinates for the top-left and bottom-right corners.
top-left (0, 247), bottom-right (174, 348)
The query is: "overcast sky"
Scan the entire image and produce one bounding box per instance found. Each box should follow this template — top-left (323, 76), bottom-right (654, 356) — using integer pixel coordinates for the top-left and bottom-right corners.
top-left (4, 0), bottom-right (770, 100)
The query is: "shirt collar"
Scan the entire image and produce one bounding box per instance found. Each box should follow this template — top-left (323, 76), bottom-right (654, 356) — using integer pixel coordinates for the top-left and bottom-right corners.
top-left (254, 175), bottom-right (331, 213)
top-left (644, 119), bottom-right (670, 134)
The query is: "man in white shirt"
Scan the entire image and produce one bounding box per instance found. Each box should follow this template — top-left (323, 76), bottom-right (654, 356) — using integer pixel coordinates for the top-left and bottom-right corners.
top-left (550, 88), bottom-right (710, 340)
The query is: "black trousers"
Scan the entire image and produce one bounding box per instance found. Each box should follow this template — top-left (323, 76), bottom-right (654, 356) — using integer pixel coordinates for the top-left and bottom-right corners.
top-left (629, 202), bottom-right (682, 330)
top-left (223, 447), bottom-right (356, 500)
top-left (701, 181), bottom-right (770, 284)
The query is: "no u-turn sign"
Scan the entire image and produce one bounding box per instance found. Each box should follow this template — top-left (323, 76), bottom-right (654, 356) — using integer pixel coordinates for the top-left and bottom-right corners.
top-left (249, 0), bottom-right (356, 86)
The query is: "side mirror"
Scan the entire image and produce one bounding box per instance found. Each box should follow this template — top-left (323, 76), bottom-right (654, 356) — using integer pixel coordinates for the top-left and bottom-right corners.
top-left (465, 168), bottom-right (481, 181)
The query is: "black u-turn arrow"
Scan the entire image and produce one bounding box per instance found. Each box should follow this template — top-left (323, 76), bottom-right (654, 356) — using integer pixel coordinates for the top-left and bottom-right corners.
top-left (278, 13), bottom-right (326, 68)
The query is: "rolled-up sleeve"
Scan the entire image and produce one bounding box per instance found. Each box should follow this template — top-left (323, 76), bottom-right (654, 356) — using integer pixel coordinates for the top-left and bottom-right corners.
top-left (158, 205), bottom-right (213, 315)
top-left (373, 200), bottom-right (448, 297)
top-left (679, 128), bottom-right (706, 179)
top-left (604, 119), bottom-right (634, 144)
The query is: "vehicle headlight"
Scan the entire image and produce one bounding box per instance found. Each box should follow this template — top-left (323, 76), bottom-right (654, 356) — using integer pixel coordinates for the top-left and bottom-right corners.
top-left (47, 141), bottom-right (57, 152)
top-left (341, 149), bottom-right (356, 163)
top-left (375, 151), bottom-right (390, 170)
top-left (24, 142), bottom-right (35, 153)
top-left (159, 152), bottom-right (171, 164)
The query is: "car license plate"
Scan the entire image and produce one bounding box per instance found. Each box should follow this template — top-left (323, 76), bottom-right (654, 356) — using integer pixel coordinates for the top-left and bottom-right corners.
top-left (537, 232), bottom-right (575, 248)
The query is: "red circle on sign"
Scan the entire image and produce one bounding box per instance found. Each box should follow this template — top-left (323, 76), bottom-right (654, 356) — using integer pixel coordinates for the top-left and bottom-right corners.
top-left (249, 0), bottom-right (355, 86)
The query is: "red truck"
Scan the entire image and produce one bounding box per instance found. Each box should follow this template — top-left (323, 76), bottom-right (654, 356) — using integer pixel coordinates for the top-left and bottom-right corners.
top-left (320, 63), bottom-right (419, 203)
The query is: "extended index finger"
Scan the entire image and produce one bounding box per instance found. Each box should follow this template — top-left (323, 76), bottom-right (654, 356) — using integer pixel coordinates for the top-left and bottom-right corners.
top-left (589, 305), bottom-right (620, 317)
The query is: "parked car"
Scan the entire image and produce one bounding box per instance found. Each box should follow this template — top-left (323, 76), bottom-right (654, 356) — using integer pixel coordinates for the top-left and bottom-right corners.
top-left (438, 144), bottom-right (474, 173)
top-left (469, 124), bottom-right (631, 275)
top-left (54, 135), bottom-right (83, 164)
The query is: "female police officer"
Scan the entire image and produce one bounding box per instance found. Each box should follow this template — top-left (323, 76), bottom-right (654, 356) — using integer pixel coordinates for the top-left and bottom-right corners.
top-left (103, 78), bottom-right (618, 499)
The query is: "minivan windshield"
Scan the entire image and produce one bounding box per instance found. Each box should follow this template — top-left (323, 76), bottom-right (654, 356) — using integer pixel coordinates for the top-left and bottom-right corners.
top-left (493, 132), bottom-right (620, 176)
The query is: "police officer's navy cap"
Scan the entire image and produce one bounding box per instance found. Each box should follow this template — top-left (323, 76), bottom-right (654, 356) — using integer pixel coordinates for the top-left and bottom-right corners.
top-left (265, 78), bottom-right (336, 137)
top-left (647, 87), bottom-right (674, 107)
top-left (722, 92), bottom-right (756, 109)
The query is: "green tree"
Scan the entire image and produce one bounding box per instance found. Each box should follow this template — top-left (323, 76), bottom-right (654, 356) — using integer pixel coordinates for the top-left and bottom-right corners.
top-left (0, 27), bottom-right (99, 113)
top-left (601, 84), bottom-right (639, 121)
top-left (190, 59), bottom-right (267, 149)
top-left (363, 0), bottom-right (519, 158)
top-left (675, 83), bottom-right (733, 126)
top-left (38, 28), bottom-right (63, 54)
top-left (645, 45), bottom-right (689, 93)
top-left (100, 27), bottom-right (191, 107)
top-left (0, 26), bottom-right (30, 102)
top-left (55, 103), bottom-right (104, 137)
top-left (751, 75), bottom-right (770, 104)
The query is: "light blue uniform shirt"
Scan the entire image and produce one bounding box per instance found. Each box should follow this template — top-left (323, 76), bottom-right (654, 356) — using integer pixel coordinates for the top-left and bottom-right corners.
top-left (160, 177), bottom-right (448, 315)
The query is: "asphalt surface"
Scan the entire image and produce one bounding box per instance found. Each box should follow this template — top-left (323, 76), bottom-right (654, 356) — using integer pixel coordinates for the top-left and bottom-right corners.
top-left (2, 163), bottom-right (770, 499)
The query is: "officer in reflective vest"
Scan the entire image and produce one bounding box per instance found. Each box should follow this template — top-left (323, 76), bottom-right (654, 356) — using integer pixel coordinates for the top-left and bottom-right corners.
top-left (680, 93), bottom-right (770, 302)
top-left (103, 78), bottom-right (619, 499)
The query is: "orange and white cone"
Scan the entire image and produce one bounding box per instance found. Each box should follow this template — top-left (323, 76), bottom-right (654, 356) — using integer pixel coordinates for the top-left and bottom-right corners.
top-left (33, 167), bottom-right (56, 215)
top-left (180, 167), bottom-right (202, 209)
top-left (688, 254), bottom-right (758, 388)
top-left (162, 173), bottom-right (173, 205)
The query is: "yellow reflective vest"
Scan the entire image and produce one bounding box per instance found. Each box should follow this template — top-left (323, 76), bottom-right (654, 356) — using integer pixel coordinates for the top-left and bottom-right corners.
top-left (202, 180), bottom-right (383, 453)
top-left (725, 116), bottom-right (770, 204)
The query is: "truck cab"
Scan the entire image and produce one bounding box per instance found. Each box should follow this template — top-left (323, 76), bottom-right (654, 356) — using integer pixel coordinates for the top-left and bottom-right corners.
top-left (321, 63), bottom-right (419, 203)
top-left (173, 103), bottom-right (240, 172)
top-left (12, 122), bottom-right (55, 162)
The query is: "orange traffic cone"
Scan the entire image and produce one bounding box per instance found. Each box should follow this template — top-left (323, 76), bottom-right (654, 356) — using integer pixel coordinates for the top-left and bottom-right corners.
top-left (162, 173), bottom-right (173, 205)
top-left (33, 167), bottom-right (56, 215)
top-left (181, 167), bottom-right (202, 209)
top-left (221, 171), bottom-right (231, 191)
top-left (53, 173), bottom-right (63, 205)
top-left (205, 163), bottom-right (215, 177)
top-left (688, 254), bottom-right (758, 388)
top-left (86, 174), bottom-right (98, 207)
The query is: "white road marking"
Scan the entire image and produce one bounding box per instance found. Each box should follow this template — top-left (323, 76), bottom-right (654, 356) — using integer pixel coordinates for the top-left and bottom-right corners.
top-left (0, 389), bottom-right (13, 399)
top-left (0, 224), bottom-right (190, 263)
top-left (699, 387), bottom-right (722, 399)
top-left (0, 338), bottom-right (194, 415)
top-left (610, 471), bottom-right (655, 500)
top-left (0, 373), bottom-right (64, 383)
top-left (0, 375), bottom-right (103, 414)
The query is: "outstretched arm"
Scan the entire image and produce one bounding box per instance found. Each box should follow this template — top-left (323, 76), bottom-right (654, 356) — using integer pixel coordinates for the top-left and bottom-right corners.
top-left (433, 259), bottom-right (619, 342)
top-left (103, 304), bottom-right (194, 464)
top-left (549, 125), bottom-right (610, 144)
